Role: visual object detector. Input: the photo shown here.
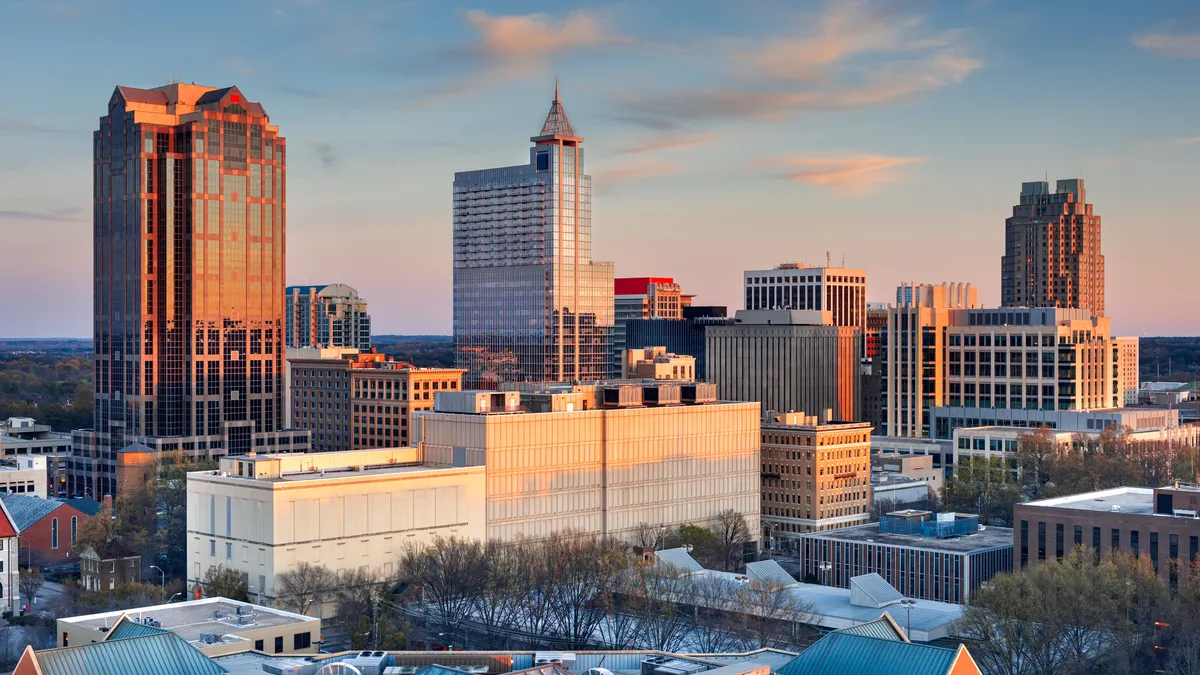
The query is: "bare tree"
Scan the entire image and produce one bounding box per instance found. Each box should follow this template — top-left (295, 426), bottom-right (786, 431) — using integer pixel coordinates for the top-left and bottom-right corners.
top-left (711, 510), bottom-right (751, 572)
top-left (732, 579), bottom-right (816, 649)
top-left (399, 536), bottom-right (485, 644)
top-left (540, 532), bottom-right (627, 647)
top-left (471, 541), bottom-right (526, 649)
top-left (685, 576), bottom-right (747, 653)
top-left (201, 565), bottom-right (247, 601)
top-left (332, 566), bottom-right (383, 635)
top-left (18, 568), bottom-right (44, 613)
top-left (631, 564), bottom-right (692, 651)
top-left (275, 562), bottom-right (335, 616)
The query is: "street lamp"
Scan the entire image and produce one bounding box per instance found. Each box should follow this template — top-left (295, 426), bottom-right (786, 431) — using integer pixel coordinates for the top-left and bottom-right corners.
top-left (150, 566), bottom-right (165, 599)
top-left (818, 562), bottom-right (832, 586)
top-left (900, 598), bottom-right (917, 639)
top-left (166, 592), bottom-right (183, 604)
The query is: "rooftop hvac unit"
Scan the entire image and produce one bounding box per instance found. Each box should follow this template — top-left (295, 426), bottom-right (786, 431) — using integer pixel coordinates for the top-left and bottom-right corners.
top-left (237, 615), bottom-right (254, 625)
top-left (654, 661), bottom-right (707, 675)
top-left (264, 663), bottom-right (315, 675)
top-left (344, 652), bottom-right (388, 675)
top-left (641, 656), bottom-right (674, 675)
top-left (213, 610), bottom-right (225, 620)
top-left (681, 382), bottom-right (717, 404)
top-left (199, 632), bottom-right (222, 644)
top-left (734, 576), bottom-right (750, 584)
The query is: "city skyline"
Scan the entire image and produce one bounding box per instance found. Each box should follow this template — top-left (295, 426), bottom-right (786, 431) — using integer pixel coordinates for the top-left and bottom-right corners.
top-left (2, 0), bottom-right (1199, 337)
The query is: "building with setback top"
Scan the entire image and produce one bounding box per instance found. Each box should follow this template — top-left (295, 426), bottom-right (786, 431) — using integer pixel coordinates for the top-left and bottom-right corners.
top-left (1001, 179), bottom-right (1104, 314)
top-left (285, 283), bottom-right (371, 351)
top-left (453, 84), bottom-right (613, 388)
top-left (74, 83), bottom-right (309, 499)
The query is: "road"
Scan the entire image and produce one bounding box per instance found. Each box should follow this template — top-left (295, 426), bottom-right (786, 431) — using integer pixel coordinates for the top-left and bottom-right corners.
top-left (29, 580), bottom-right (65, 615)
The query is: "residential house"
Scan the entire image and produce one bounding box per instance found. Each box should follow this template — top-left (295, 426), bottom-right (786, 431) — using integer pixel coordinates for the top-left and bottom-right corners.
top-left (79, 541), bottom-right (142, 592)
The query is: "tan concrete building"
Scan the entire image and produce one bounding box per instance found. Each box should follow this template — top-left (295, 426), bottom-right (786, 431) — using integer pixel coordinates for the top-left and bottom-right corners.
top-left (871, 453), bottom-right (944, 495)
top-left (1015, 484), bottom-right (1200, 590)
top-left (289, 349), bottom-right (465, 451)
top-left (880, 282), bottom-right (979, 438)
top-left (760, 412), bottom-right (871, 547)
top-left (1002, 179), bottom-right (1104, 315)
top-left (707, 310), bottom-right (861, 423)
top-left (187, 448), bottom-right (485, 611)
top-left (416, 387), bottom-right (761, 542)
top-left (57, 597), bottom-right (321, 656)
top-left (623, 347), bottom-right (696, 381)
top-left (1115, 336), bottom-right (1140, 405)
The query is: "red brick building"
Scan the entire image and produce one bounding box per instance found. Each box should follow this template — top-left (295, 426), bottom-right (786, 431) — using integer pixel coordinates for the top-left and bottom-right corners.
top-left (0, 494), bottom-right (100, 567)
top-left (79, 541), bottom-right (141, 592)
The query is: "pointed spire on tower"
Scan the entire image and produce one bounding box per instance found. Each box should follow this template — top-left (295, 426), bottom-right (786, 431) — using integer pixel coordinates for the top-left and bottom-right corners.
top-left (536, 79), bottom-right (577, 139)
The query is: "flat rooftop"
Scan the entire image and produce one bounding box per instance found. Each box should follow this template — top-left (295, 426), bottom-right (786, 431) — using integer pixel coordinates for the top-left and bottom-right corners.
top-left (800, 522), bottom-right (1014, 553)
top-left (1021, 487), bottom-right (1154, 515)
top-left (61, 598), bottom-right (317, 645)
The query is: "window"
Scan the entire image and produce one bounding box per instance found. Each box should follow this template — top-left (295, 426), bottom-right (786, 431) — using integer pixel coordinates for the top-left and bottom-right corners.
top-left (71, 516), bottom-right (78, 545)
top-left (255, 639), bottom-right (264, 651)
top-left (1055, 524), bottom-right (1064, 560)
top-left (210, 540), bottom-right (216, 556)
top-left (1131, 530), bottom-right (1140, 557)
top-left (294, 632), bottom-right (311, 650)
top-left (1037, 522), bottom-right (1046, 560)
top-left (1074, 524), bottom-right (1082, 547)
top-left (51, 517), bottom-right (59, 549)
top-left (226, 542), bottom-right (233, 559)
top-left (274, 636), bottom-right (284, 653)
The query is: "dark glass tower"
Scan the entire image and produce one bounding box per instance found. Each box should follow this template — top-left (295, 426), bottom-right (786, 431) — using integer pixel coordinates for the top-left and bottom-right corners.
top-left (73, 83), bottom-right (308, 499)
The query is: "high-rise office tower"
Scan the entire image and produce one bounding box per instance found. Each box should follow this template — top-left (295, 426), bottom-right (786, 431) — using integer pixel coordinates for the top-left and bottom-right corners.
top-left (1001, 179), bottom-right (1104, 314)
top-left (744, 263), bottom-right (866, 332)
top-left (453, 85), bottom-right (614, 387)
top-left (285, 283), bottom-right (371, 350)
top-left (74, 83), bottom-right (308, 498)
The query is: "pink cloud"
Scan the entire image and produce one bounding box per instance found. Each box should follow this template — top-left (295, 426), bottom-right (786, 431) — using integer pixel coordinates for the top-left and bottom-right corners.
top-left (463, 10), bottom-right (622, 60)
top-left (754, 154), bottom-right (925, 195)
top-left (594, 156), bottom-right (683, 191)
top-left (1132, 29), bottom-right (1200, 59)
top-left (614, 132), bottom-right (723, 156)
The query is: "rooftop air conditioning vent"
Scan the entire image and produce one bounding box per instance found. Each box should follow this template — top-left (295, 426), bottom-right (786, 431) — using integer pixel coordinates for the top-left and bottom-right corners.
top-left (200, 632), bottom-right (222, 644)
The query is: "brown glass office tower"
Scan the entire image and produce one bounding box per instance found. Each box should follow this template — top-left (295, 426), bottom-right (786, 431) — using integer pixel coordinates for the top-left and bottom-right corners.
top-left (72, 84), bottom-right (309, 499)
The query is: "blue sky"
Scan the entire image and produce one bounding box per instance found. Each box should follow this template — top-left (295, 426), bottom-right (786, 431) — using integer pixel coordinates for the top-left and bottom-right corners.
top-left (1, 0), bottom-right (1198, 337)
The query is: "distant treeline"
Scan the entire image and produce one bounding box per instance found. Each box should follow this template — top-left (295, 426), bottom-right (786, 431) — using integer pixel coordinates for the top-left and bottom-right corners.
top-left (1140, 337), bottom-right (1200, 382)
top-left (0, 355), bottom-right (94, 430)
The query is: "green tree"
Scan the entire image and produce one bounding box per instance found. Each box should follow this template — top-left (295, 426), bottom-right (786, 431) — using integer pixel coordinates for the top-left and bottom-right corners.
top-left (201, 565), bottom-right (248, 601)
top-left (941, 455), bottom-right (1021, 526)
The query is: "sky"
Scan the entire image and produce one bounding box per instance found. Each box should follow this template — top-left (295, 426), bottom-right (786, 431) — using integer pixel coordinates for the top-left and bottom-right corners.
top-left (1, 0), bottom-right (1198, 338)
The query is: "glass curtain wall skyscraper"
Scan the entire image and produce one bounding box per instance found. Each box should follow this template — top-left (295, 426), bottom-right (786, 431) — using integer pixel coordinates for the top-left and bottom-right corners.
top-left (74, 83), bottom-right (308, 499)
top-left (453, 86), bottom-right (614, 387)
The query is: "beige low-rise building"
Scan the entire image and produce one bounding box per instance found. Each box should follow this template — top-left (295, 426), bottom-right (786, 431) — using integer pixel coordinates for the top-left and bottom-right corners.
top-left (623, 346), bottom-right (696, 381)
top-left (56, 597), bottom-right (320, 656)
top-left (187, 448), bottom-right (485, 612)
top-left (871, 453), bottom-right (944, 495)
top-left (416, 386), bottom-right (762, 542)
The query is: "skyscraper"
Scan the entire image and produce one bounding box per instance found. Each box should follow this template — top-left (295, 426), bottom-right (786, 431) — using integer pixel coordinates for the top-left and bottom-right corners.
top-left (743, 263), bottom-right (867, 332)
top-left (1001, 179), bottom-right (1104, 314)
top-left (74, 83), bottom-right (308, 499)
top-left (453, 85), bottom-right (614, 387)
top-left (611, 277), bottom-right (689, 377)
top-left (285, 283), bottom-right (371, 350)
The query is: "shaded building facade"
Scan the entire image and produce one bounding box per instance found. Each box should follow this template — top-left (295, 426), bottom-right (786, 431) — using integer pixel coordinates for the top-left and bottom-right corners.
top-left (453, 87), bottom-right (613, 388)
top-left (611, 277), bottom-right (689, 377)
top-left (75, 83), bottom-right (307, 499)
top-left (625, 306), bottom-right (728, 381)
top-left (1001, 179), bottom-right (1104, 314)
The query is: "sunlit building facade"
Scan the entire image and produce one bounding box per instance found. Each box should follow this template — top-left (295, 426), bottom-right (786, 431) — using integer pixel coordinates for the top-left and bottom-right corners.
top-left (74, 83), bottom-right (308, 499)
top-left (453, 87), bottom-right (614, 388)
top-left (285, 283), bottom-right (371, 351)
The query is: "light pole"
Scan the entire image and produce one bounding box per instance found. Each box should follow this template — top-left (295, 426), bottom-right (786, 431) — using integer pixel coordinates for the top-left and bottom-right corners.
top-left (900, 598), bottom-right (917, 639)
top-left (150, 566), bottom-right (165, 600)
top-left (818, 562), bottom-right (832, 586)
top-left (166, 592), bottom-right (183, 604)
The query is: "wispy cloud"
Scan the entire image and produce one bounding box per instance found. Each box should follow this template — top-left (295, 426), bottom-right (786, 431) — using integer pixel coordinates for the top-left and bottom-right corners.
top-left (614, 132), bottom-right (722, 156)
top-left (621, 2), bottom-right (979, 127)
top-left (419, 10), bottom-right (626, 105)
top-left (0, 207), bottom-right (85, 222)
top-left (594, 156), bottom-right (683, 192)
top-left (1170, 136), bottom-right (1200, 147)
top-left (312, 142), bottom-right (338, 169)
top-left (753, 154), bottom-right (924, 195)
top-left (223, 57), bottom-right (260, 78)
top-left (1132, 28), bottom-right (1200, 59)
top-left (0, 118), bottom-right (74, 135)
top-left (14, 1), bottom-right (85, 20)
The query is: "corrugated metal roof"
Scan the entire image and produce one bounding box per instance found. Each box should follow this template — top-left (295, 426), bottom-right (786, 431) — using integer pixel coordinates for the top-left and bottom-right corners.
top-left (103, 615), bottom-right (170, 641)
top-left (64, 497), bottom-right (101, 516)
top-left (834, 614), bottom-right (906, 642)
top-left (778, 633), bottom-right (958, 675)
top-left (116, 86), bottom-right (168, 105)
top-left (509, 665), bottom-right (574, 675)
top-left (745, 560), bottom-right (797, 588)
top-left (848, 573), bottom-right (903, 608)
top-left (654, 548), bottom-right (703, 574)
top-left (32, 632), bottom-right (227, 675)
top-left (420, 666), bottom-right (475, 675)
top-left (195, 87), bottom-right (235, 105)
top-left (0, 493), bottom-right (63, 530)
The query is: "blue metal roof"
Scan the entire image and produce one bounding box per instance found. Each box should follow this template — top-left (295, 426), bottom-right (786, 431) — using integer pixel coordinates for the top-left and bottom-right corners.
top-left (64, 497), bottom-right (102, 516)
top-left (778, 633), bottom-right (960, 675)
top-left (0, 493), bottom-right (63, 530)
top-left (31, 632), bottom-right (227, 675)
top-left (103, 615), bottom-right (171, 641)
top-left (833, 615), bottom-right (906, 642)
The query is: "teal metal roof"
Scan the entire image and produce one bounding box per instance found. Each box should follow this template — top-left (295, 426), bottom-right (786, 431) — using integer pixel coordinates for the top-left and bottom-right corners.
top-left (778, 633), bottom-right (960, 675)
top-left (834, 615), bottom-right (906, 642)
top-left (32, 632), bottom-right (227, 675)
top-left (103, 615), bottom-right (171, 641)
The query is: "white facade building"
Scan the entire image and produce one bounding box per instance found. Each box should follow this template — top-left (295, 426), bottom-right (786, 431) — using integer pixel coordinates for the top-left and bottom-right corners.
top-left (0, 456), bottom-right (49, 498)
top-left (743, 264), bottom-right (866, 331)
